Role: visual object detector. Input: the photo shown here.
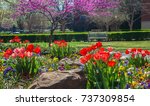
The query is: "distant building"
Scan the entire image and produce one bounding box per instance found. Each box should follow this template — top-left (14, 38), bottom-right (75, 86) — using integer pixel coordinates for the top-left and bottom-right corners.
top-left (141, 0), bottom-right (150, 29)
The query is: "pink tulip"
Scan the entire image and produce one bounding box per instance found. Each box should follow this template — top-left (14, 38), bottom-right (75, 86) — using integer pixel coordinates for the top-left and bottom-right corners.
top-left (13, 48), bottom-right (20, 54)
top-left (25, 51), bottom-right (32, 58)
top-left (11, 53), bottom-right (17, 58)
top-left (107, 47), bottom-right (114, 52)
top-left (19, 47), bottom-right (25, 53)
top-left (9, 39), bottom-right (14, 43)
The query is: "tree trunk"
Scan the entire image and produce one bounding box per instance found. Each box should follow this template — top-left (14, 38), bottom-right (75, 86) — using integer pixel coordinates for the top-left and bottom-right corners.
top-left (60, 21), bottom-right (66, 33)
top-left (129, 12), bottom-right (134, 31)
top-left (49, 22), bottom-right (58, 47)
top-left (49, 29), bottom-right (54, 47)
top-left (61, 24), bottom-right (66, 33)
top-left (106, 24), bottom-right (109, 32)
top-left (129, 23), bottom-right (133, 31)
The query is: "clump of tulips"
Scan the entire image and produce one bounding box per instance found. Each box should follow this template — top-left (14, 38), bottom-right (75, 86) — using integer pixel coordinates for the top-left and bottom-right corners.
top-left (79, 42), bottom-right (150, 89)
top-left (9, 36), bottom-right (30, 44)
top-left (3, 44), bottom-right (42, 78)
top-left (50, 40), bottom-right (73, 59)
top-left (125, 48), bottom-right (150, 67)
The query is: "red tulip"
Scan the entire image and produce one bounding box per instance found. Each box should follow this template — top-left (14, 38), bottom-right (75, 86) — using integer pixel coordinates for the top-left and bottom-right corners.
top-left (96, 42), bottom-right (102, 48)
top-left (60, 40), bottom-right (66, 43)
top-left (114, 52), bottom-right (122, 60)
top-left (54, 40), bottom-right (67, 47)
top-left (5, 48), bottom-right (13, 55)
top-left (145, 50), bottom-right (149, 55)
top-left (80, 56), bottom-right (88, 64)
top-left (131, 53), bottom-right (135, 58)
top-left (14, 38), bottom-right (21, 43)
top-left (91, 45), bottom-right (97, 50)
top-left (26, 44), bottom-right (34, 52)
top-left (125, 49), bottom-right (130, 54)
top-left (101, 52), bottom-right (110, 62)
top-left (14, 36), bottom-right (19, 39)
top-left (18, 53), bottom-right (25, 58)
top-left (107, 47), bottom-right (113, 52)
top-left (137, 48), bottom-right (142, 52)
top-left (85, 54), bottom-right (92, 60)
top-left (59, 42), bottom-right (67, 47)
top-left (80, 48), bottom-right (88, 56)
top-left (93, 51), bottom-right (110, 62)
top-left (99, 47), bottom-right (105, 51)
top-left (24, 40), bottom-right (30, 43)
top-left (13, 36), bottom-right (21, 43)
top-left (54, 40), bottom-right (59, 44)
top-left (33, 46), bottom-right (41, 54)
top-left (142, 53), bottom-right (146, 57)
top-left (131, 48), bottom-right (136, 53)
top-left (107, 60), bottom-right (116, 67)
top-left (4, 53), bottom-right (10, 59)
top-left (148, 51), bottom-right (150, 55)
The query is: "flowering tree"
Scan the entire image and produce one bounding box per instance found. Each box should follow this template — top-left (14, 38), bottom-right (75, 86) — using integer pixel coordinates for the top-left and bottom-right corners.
top-left (14, 0), bottom-right (119, 45)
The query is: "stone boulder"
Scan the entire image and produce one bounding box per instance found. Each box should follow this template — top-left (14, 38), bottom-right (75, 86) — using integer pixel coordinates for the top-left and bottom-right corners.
top-left (28, 68), bottom-right (86, 89)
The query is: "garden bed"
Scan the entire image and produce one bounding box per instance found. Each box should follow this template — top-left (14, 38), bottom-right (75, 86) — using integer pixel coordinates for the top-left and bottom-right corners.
top-left (0, 36), bottom-right (150, 89)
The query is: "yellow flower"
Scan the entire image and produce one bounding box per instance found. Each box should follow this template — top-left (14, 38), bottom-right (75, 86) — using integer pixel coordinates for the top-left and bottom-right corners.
top-left (139, 74), bottom-right (146, 80)
top-left (48, 67), bottom-right (53, 72)
top-left (0, 52), bottom-right (3, 57)
top-left (122, 61), bottom-right (125, 64)
top-left (119, 66), bottom-right (125, 71)
top-left (0, 66), bottom-right (5, 73)
top-left (139, 76), bottom-right (144, 81)
top-left (53, 57), bottom-right (59, 62)
top-left (131, 81), bottom-right (138, 88)
top-left (130, 65), bottom-right (133, 67)
top-left (138, 71), bottom-right (143, 75)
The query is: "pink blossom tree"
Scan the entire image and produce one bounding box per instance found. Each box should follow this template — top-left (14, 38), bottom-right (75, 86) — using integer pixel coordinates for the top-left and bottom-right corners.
top-left (14, 0), bottom-right (119, 45)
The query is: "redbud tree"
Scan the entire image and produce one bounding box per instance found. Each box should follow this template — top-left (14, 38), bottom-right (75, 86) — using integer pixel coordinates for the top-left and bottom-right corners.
top-left (14, 0), bottom-right (119, 46)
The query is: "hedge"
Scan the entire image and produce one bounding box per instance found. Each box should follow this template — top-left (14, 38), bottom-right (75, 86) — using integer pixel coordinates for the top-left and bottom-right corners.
top-left (108, 31), bottom-right (150, 41)
top-left (0, 34), bottom-right (88, 42)
top-left (0, 31), bottom-right (150, 42)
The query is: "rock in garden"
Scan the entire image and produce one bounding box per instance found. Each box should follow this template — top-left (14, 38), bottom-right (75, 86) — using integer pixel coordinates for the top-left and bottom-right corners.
top-left (28, 68), bottom-right (86, 89)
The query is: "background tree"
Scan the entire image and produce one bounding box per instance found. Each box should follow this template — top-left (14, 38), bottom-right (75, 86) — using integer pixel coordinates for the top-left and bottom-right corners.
top-left (23, 13), bottom-right (50, 33)
top-left (14, 0), bottom-right (119, 45)
top-left (120, 0), bottom-right (150, 30)
top-left (91, 10), bottom-right (126, 31)
top-left (0, 0), bottom-right (17, 31)
top-left (1, 18), bottom-right (14, 29)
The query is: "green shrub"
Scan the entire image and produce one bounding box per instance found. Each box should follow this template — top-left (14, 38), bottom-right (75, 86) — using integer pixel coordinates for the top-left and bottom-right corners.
top-left (0, 34), bottom-right (88, 42)
top-left (0, 31), bottom-right (150, 42)
top-left (108, 31), bottom-right (150, 41)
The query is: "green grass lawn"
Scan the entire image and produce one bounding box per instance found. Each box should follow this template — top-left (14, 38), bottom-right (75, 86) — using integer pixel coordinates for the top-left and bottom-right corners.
top-left (35, 41), bottom-right (150, 51)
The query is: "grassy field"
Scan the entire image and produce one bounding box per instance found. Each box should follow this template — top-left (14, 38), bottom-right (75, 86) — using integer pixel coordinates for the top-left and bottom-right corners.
top-left (35, 41), bottom-right (150, 51)
top-left (1, 41), bottom-right (149, 52)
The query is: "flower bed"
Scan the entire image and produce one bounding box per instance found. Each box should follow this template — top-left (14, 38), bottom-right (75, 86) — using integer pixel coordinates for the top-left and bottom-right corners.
top-left (0, 36), bottom-right (150, 89)
top-left (79, 42), bottom-right (150, 89)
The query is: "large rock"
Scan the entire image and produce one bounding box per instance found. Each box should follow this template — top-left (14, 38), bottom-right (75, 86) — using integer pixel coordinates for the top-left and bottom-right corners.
top-left (28, 68), bottom-right (86, 89)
